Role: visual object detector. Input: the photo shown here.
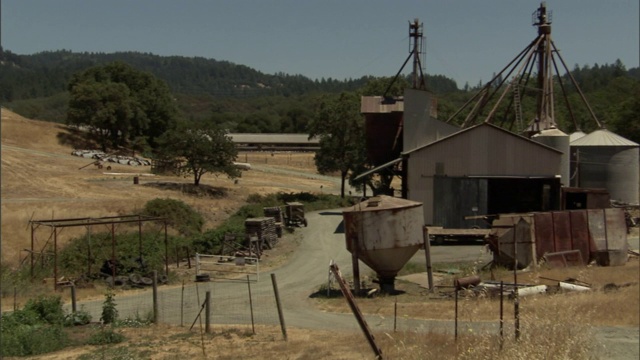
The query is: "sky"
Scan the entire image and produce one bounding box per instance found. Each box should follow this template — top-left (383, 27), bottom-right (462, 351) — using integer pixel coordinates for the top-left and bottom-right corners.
top-left (1, 0), bottom-right (639, 88)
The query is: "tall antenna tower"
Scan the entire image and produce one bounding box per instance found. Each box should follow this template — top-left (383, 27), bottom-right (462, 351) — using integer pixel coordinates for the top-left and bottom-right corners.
top-left (409, 19), bottom-right (427, 89)
top-left (383, 18), bottom-right (427, 96)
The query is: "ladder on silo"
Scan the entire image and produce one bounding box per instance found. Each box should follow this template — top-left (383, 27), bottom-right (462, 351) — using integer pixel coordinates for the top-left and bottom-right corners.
top-left (513, 82), bottom-right (523, 133)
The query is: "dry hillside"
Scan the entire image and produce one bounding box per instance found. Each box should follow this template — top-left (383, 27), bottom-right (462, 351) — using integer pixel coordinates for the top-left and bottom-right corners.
top-left (0, 109), bottom-right (336, 267)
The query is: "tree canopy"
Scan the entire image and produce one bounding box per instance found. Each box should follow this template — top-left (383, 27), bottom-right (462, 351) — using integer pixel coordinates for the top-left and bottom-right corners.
top-left (308, 92), bottom-right (365, 198)
top-left (66, 61), bottom-right (177, 151)
top-left (156, 123), bottom-right (240, 186)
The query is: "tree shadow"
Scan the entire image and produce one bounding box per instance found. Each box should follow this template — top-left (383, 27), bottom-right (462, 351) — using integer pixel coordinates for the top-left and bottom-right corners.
top-left (56, 126), bottom-right (100, 150)
top-left (308, 287), bottom-right (405, 298)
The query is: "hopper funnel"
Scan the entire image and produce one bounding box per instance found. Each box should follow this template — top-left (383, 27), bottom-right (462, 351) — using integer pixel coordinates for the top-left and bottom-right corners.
top-left (343, 196), bottom-right (424, 292)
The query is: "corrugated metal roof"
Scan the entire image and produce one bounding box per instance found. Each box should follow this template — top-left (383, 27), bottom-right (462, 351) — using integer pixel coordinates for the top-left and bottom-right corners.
top-left (402, 123), bottom-right (563, 155)
top-left (570, 129), bottom-right (638, 147)
top-left (532, 127), bottom-right (568, 137)
top-left (228, 133), bottom-right (319, 144)
top-left (569, 131), bottom-right (586, 142)
top-left (361, 96), bottom-right (404, 113)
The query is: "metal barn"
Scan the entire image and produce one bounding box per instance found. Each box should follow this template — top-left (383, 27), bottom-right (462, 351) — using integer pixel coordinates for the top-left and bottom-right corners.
top-left (405, 123), bottom-right (563, 228)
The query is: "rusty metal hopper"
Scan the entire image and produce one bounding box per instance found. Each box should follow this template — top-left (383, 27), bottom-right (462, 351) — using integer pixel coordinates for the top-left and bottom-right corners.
top-left (342, 195), bottom-right (424, 292)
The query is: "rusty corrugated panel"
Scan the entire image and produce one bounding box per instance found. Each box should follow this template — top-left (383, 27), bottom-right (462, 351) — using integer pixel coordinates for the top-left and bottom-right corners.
top-left (569, 210), bottom-right (591, 263)
top-left (587, 209), bottom-right (607, 251)
top-left (552, 211), bottom-right (572, 252)
top-left (604, 207), bottom-right (627, 250)
top-left (534, 212), bottom-right (555, 256)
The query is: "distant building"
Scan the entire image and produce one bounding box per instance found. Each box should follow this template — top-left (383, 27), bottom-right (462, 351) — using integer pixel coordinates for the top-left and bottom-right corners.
top-left (228, 133), bottom-right (319, 152)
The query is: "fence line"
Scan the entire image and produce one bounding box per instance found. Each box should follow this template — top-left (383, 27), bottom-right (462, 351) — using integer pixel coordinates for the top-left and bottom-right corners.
top-left (49, 275), bottom-right (281, 334)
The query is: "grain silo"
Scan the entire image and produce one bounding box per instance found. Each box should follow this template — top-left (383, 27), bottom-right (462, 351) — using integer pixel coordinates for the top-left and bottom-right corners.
top-left (532, 126), bottom-right (570, 186)
top-left (569, 131), bottom-right (586, 142)
top-left (571, 129), bottom-right (639, 204)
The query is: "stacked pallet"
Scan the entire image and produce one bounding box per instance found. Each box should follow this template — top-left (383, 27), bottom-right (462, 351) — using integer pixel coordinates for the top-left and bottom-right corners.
top-left (245, 217), bottom-right (278, 249)
top-left (263, 207), bottom-right (284, 237)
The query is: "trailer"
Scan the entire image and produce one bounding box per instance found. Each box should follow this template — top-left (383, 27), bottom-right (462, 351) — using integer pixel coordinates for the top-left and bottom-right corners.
top-left (283, 202), bottom-right (307, 227)
top-left (425, 226), bottom-right (491, 245)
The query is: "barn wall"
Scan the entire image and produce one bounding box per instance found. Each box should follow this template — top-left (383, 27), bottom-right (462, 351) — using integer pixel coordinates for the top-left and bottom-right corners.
top-left (407, 124), bottom-right (562, 225)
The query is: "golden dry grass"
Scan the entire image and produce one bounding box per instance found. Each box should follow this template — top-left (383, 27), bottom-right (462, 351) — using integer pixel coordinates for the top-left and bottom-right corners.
top-left (12, 309), bottom-right (600, 360)
top-left (0, 109), bottom-right (331, 268)
top-left (315, 258), bottom-right (640, 327)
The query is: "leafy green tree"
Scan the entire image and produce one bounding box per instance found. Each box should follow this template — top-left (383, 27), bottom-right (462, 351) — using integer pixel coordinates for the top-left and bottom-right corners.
top-left (359, 76), bottom-right (409, 97)
top-left (67, 61), bottom-right (177, 151)
top-left (610, 78), bottom-right (640, 143)
top-left (308, 92), bottom-right (364, 198)
top-left (156, 123), bottom-right (240, 186)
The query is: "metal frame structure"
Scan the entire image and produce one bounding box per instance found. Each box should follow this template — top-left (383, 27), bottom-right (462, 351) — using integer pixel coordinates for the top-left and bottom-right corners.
top-left (447, 2), bottom-right (602, 134)
top-left (29, 214), bottom-right (168, 290)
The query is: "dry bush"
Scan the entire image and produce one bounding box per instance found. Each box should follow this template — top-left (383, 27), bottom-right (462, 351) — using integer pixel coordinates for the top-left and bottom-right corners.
top-left (455, 307), bottom-right (597, 360)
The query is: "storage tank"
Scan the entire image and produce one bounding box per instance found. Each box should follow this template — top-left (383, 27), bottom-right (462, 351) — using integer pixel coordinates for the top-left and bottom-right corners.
top-left (532, 126), bottom-right (570, 186)
top-left (570, 129), bottom-right (639, 205)
top-left (342, 195), bottom-right (424, 292)
top-left (569, 130), bottom-right (586, 142)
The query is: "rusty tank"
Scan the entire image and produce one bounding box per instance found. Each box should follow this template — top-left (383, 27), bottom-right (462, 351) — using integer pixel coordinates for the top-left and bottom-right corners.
top-left (342, 195), bottom-right (424, 292)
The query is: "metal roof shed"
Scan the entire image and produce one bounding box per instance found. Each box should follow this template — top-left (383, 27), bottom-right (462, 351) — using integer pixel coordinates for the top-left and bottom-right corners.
top-left (404, 123), bottom-right (563, 228)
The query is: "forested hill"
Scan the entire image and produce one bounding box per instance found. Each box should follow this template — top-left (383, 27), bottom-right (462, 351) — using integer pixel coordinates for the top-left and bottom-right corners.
top-left (1, 48), bottom-right (638, 142)
top-left (0, 49), bottom-right (458, 101)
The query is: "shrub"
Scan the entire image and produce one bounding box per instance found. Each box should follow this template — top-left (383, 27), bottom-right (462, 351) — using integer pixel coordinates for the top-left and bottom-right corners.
top-left (87, 328), bottom-right (126, 345)
top-left (0, 296), bottom-right (70, 357)
top-left (0, 323), bottom-right (68, 356)
top-left (23, 295), bottom-right (66, 325)
top-left (100, 290), bottom-right (118, 324)
top-left (65, 308), bottom-right (92, 326)
top-left (142, 198), bottom-right (204, 237)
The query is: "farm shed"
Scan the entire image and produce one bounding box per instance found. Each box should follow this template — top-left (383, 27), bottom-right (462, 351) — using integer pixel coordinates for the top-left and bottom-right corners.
top-left (228, 133), bottom-right (320, 151)
top-left (404, 122), bottom-right (563, 228)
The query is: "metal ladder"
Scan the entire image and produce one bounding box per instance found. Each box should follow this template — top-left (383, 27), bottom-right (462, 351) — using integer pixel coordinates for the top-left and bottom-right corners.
top-left (513, 80), bottom-right (523, 133)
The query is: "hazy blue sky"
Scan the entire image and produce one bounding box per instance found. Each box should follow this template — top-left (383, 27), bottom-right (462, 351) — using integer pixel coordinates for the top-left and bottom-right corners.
top-left (2, 1), bottom-right (638, 87)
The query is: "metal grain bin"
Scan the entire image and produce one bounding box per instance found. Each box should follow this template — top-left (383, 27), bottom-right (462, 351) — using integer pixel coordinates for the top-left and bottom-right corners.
top-left (342, 195), bottom-right (424, 292)
top-left (571, 129), bottom-right (639, 204)
top-left (532, 127), bottom-right (570, 186)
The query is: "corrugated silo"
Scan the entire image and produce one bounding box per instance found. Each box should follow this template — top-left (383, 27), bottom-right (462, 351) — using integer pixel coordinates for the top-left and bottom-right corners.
top-left (532, 127), bottom-right (570, 186)
top-left (569, 131), bottom-right (586, 142)
top-left (571, 129), bottom-right (639, 204)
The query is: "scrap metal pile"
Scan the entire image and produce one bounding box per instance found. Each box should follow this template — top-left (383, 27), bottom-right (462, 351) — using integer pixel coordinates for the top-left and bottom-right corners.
top-left (72, 149), bottom-right (151, 166)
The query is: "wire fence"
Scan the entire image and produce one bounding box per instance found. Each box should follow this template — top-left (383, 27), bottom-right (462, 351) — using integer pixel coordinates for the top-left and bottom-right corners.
top-left (14, 273), bottom-right (287, 337)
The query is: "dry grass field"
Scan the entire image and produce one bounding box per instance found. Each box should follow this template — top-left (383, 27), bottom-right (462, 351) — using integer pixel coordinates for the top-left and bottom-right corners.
top-left (2, 109), bottom-right (639, 359)
top-left (1, 109), bottom-right (336, 267)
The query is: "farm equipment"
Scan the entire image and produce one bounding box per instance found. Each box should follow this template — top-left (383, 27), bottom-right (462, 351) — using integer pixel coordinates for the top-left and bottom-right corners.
top-left (283, 202), bottom-right (307, 227)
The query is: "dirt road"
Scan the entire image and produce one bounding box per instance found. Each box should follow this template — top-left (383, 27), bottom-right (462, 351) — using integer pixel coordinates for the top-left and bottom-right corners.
top-left (64, 209), bottom-right (638, 359)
